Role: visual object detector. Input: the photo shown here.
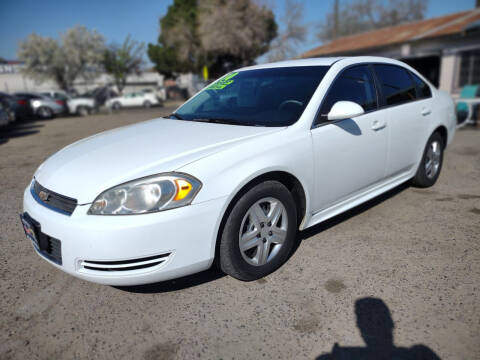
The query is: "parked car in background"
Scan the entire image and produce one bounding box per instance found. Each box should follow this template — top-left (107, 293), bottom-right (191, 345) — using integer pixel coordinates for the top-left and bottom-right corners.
top-left (0, 102), bottom-right (10, 127)
top-left (42, 90), bottom-right (96, 116)
top-left (21, 57), bottom-right (456, 285)
top-left (106, 91), bottom-right (160, 110)
top-left (81, 87), bottom-right (118, 107)
top-left (142, 87), bottom-right (166, 103)
top-left (0, 92), bottom-right (31, 120)
top-left (0, 96), bottom-right (17, 124)
top-left (14, 92), bottom-right (65, 119)
top-left (67, 96), bottom-right (96, 116)
top-left (41, 91), bottom-right (69, 114)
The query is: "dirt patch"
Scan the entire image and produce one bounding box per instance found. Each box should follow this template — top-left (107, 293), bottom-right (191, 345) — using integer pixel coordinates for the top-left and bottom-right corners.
top-left (325, 279), bottom-right (347, 293)
top-left (293, 317), bottom-right (320, 334)
top-left (458, 194), bottom-right (480, 200)
top-left (435, 197), bottom-right (454, 202)
top-left (144, 342), bottom-right (178, 360)
top-left (469, 208), bottom-right (480, 215)
top-left (453, 147), bottom-right (478, 156)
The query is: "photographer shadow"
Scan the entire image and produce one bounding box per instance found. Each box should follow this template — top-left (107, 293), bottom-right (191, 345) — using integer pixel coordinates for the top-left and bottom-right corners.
top-left (317, 297), bottom-right (441, 360)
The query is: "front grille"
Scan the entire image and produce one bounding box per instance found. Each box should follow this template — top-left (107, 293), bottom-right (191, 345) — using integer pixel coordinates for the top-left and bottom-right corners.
top-left (32, 180), bottom-right (77, 215)
top-left (80, 253), bottom-right (171, 273)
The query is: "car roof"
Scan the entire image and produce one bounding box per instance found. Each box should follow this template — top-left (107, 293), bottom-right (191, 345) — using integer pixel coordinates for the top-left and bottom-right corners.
top-left (237, 56), bottom-right (409, 72)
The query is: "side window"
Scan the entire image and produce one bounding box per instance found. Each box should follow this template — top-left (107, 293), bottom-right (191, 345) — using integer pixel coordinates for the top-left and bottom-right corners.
top-left (410, 72), bottom-right (432, 99)
top-left (374, 64), bottom-right (416, 106)
top-left (320, 65), bottom-right (377, 119)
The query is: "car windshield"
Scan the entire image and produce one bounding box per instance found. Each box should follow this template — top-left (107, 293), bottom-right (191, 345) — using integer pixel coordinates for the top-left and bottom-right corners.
top-left (174, 66), bottom-right (330, 127)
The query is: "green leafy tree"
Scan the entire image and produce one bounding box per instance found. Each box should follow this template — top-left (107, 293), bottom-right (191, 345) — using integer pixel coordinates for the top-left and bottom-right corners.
top-left (148, 0), bottom-right (277, 79)
top-left (148, 0), bottom-right (199, 79)
top-left (103, 35), bottom-right (145, 94)
top-left (18, 26), bottom-right (105, 91)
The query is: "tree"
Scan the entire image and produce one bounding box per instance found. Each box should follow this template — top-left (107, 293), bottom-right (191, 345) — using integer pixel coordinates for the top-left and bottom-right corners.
top-left (103, 36), bottom-right (145, 94)
top-left (18, 26), bottom-right (105, 91)
top-left (318, 0), bottom-right (427, 42)
top-left (267, 0), bottom-right (306, 62)
top-left (148, 0), bottom-right (277, 79)
top-left (198, 0), bottom-right (277, 75)
top-left (147, 0), bottom-right (200, 79)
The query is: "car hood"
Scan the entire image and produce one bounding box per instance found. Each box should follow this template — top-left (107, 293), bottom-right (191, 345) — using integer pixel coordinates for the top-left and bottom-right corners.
top-left (34, 118), bottom-right (282, 203)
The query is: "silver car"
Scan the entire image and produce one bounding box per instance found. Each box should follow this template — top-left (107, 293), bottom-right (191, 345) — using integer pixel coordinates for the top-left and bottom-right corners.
top-left (14, 92), bottom-right (65, 119)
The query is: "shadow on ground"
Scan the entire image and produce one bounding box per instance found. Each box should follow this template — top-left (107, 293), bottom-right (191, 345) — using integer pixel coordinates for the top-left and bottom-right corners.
top-left (316, 297), bottom-right (441, 360)
top-left (294, 181), bottom-right (410, 251)
top-left (114, 267), bottom-right (226, 294)
top-left (0, 119), bottom-right (44, 145)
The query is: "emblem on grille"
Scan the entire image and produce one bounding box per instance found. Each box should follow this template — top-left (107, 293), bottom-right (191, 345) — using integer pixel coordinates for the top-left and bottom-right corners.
top-left (39, 190), bottom-right (49, 201)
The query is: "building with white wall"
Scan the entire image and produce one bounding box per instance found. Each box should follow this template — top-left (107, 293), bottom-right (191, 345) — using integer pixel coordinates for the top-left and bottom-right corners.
top-left (0, 61), bottom-right (164, 95)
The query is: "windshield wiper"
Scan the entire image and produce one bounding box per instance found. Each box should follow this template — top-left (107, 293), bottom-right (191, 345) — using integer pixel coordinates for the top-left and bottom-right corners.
top-left (169, 113), bottom-right (185, 120)
top-left (191, 117), bottom-right (259, 126)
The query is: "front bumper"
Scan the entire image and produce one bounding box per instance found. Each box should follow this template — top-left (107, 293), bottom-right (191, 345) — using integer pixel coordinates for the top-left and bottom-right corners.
top-left (23, 186), bottom-right (227, 285)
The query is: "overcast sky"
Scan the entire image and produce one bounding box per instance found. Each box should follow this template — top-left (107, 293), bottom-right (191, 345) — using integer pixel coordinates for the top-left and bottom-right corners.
top-left (0, 0), bottom-right (476, 60)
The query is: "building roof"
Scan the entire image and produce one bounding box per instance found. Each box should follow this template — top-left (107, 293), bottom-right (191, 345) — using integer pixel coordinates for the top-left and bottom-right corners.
top-left (301, 9), bottom-right (480, 58)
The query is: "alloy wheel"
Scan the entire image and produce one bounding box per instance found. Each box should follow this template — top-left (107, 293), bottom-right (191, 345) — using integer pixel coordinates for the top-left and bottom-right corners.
top-left (239, 197), bottom-right (288, 266)
top-left (425, 140), bottom-right (441, 179)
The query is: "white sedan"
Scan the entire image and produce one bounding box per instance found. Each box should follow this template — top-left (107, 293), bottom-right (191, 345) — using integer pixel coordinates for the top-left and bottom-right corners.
top-left (21, 57), bottom-right (456, 285)
top-left (106, 91), bottom-right (159, 109)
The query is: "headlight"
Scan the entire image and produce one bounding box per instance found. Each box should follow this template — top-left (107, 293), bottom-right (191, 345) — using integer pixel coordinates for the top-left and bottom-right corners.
top-left (88, 173), bottom-right (202, 215)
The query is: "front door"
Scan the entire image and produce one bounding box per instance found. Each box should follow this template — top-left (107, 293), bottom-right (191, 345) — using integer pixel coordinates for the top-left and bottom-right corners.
top-left (310, 65), bottom-right (388, 213)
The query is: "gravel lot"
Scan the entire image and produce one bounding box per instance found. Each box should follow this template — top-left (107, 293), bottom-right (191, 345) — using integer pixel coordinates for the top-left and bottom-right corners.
top-left (1, 108), bottom-right (479, 360)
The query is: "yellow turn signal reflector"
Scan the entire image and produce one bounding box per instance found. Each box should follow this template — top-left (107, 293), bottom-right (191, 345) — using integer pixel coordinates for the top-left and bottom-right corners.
top-left (174, 179), bottom-right (193, 200)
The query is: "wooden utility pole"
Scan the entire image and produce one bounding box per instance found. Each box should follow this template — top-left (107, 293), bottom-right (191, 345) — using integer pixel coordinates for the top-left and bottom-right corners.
top-left (333, 0), bottom-right (339, 40)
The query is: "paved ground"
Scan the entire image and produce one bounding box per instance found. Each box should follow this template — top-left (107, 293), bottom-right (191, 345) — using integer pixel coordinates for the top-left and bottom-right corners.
top-left (0, 108), bottom-right (479, 360)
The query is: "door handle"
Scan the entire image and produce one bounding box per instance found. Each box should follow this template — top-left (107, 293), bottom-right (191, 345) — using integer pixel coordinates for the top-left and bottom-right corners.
top-left (421, 108), bottom-right (431, 116)
top-left (371, 120), bottom-right (386, 131)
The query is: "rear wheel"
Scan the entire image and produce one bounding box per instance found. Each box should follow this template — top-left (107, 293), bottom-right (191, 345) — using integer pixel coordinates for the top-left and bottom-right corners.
top-left (112, 102), bottom-right (121, 110)
top-left (143, 100), bottom-right (152, 108)
top-left (219, 181), bottom-right (297, 281)
top-left (411, 132), bottom-right (444, 188)
top-left (77, 106), bottom-right (90, 117)
top-left (37, 106), bottom-right (53, 119)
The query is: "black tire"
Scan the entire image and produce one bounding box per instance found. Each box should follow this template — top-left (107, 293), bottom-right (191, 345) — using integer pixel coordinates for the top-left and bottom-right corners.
top-left (37, 106), bottom-right (53, 119)
top-left (143, 100), bottom-right (152, 108)
top-left (219, 181), bottom-right (297, 281)
top-left (77, 106), bottom-right (90, 117)
top-left (112, 102), bottom-right (121, 110)
top-left (411, 132), bottom-right (444, 188)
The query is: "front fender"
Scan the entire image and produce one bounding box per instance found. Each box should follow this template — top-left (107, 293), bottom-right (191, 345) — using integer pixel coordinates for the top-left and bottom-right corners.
top-left (179, 128), bottom-right (315, 230)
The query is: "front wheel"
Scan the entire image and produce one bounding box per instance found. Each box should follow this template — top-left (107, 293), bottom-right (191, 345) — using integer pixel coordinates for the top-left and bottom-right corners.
top-left (143, 100), bottom-right (152, 108)
top-left (411, 132), bottom-right (444, 188)
top-left (219, 181), bottom-right (297, 281)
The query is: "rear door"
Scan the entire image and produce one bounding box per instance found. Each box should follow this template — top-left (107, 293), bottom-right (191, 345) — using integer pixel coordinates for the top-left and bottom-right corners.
top-left (310, 65), bottom-right (389, 212)
top-left (373, 64), bottom-right (431, 177)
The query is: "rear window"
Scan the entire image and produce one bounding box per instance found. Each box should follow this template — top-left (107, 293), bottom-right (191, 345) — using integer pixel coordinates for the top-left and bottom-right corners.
top-left (410, 72), bottom-right (432, 99)
top-left (374, 64), bottom-right (416, 106)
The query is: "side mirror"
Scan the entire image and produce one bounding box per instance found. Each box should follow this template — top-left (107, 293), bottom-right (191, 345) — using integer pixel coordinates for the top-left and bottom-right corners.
top-left (327, 101), bottom-right (365, 121)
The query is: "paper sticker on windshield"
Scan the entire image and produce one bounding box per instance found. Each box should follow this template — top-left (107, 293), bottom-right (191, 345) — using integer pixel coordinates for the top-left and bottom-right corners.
top-left (208, 72), bottom-right (239, 90)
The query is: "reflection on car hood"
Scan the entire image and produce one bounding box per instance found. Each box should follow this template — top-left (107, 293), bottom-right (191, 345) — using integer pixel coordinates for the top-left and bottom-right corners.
top-left (34, 118), bottom-right (282, 203)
